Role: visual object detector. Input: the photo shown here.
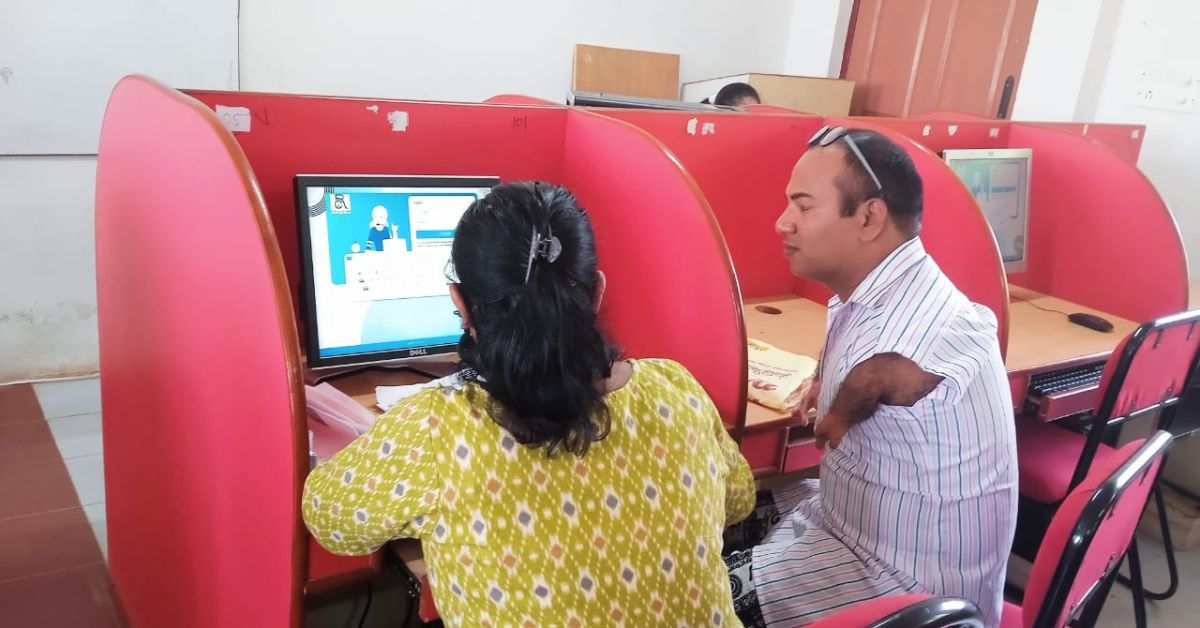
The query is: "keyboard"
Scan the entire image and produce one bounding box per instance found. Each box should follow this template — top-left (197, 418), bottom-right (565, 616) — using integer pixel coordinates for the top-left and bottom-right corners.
top-left (1028, 362), bottom-right (1105, 396)
top-left (1024, 361), bottom-right (1106, 422)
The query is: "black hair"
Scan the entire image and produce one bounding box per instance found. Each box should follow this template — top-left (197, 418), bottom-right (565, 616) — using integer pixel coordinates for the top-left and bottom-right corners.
top-left (450, 181), bottom-right (620, 456)
top-left (714, 82), bottom-right (761, 107)
top-left (832, 129), bottom-right (924, 234)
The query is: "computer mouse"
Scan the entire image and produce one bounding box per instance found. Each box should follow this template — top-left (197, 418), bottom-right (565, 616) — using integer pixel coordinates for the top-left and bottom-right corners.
top-left (1067, 312), bottom-right (1114, 333)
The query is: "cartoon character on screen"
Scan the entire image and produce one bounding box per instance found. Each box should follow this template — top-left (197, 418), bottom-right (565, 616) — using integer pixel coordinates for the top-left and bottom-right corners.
top-left (366, 205), bottom-right (398, 252)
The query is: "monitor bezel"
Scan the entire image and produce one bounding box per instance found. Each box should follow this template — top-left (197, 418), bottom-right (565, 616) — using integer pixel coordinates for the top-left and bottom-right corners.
top-left (294, 174), bottom-right (499, 368)
top-left (942, 148), bottom-right (1033, 274)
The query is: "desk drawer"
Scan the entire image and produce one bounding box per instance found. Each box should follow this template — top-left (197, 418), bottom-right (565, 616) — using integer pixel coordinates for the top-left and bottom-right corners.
top-left (782, 427), bottom-right (821, 473)
top-left (740, 429), bottom-right (787, 477)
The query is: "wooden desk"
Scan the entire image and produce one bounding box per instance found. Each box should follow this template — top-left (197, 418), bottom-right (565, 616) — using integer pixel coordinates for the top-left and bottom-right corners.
top-left (1005, 286), bottom-right (1137, 416)
top-left (1006, 286), bottom-right (1137, 374)
top-left (740, 296), bottom-right (826, 476)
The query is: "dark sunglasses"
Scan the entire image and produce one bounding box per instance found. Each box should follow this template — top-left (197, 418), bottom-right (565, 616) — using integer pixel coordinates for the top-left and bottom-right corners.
top-left (809, 126), bottom-right (884, 194)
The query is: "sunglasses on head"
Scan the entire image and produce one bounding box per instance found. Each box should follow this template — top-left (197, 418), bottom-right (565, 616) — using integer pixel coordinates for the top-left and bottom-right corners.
top-left (809, 126), bottom-right (884, 195)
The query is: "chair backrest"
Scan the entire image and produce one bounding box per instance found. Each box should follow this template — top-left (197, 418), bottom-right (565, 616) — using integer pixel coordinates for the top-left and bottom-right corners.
top-left (807, 594), bottom-right (985, 628)
top-left (1025, 431), bottom-right (1172, 628)
top-left (1071, 310), bottom-right (1200, 489)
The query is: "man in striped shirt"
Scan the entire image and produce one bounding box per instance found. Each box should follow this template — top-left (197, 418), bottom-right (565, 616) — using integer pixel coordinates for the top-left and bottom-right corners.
top-left (731, 128), bottom-right (1018, 626)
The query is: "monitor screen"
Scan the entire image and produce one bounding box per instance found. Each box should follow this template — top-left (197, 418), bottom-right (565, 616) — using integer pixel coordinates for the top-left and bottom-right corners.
top-left (295, 175), bottom-right (498, 367)
top-left (943, 148), bottom-right (1032, 273)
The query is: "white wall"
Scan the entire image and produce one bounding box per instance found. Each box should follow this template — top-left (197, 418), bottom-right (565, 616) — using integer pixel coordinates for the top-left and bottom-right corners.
top-left (0, 157), bottom-right (99, 381)
top-left (781, 0), bottom-right (855, 78)
top-left (1011, 0), bottom-right (1107, 121)
top-left (240, 0), bottom-right (796, 101)
top-left (1087, 0), bottom-right (1200, 276)
top-left (3, 0), bottom-right (811, 382)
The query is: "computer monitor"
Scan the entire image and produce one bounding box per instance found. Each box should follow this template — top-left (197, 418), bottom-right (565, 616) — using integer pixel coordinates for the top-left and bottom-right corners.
top-left (568, 90), bottom-right (734, 112)
top-left (294, 175), bottom-right (498, 368)
top-left (942, 148), bottom-right (1033, 273)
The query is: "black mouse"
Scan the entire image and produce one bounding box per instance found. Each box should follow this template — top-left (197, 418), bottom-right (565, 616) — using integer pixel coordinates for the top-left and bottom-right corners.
top-left (1068, 312), bottom-right (1114, 333)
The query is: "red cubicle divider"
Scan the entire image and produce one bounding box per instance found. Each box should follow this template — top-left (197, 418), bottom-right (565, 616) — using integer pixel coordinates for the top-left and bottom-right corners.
top-left (923, 111), bottom-right (1146, 164)
top-left (99, 81), bottom-right (748, 626)
top-left (562, 111), bottom-right (748, 426)
top-left (96, 76), bottom-right (306, 628)
top-left (183, 90), bottom-right (745, 431)
top-left (599, 109), bottom-right (1010, 352)
top-left (484, 94), bottom-right (560, 106)
top-left (596, 109), bottom-right (823, 300)
top-left (867, 117), bottom-right (1186, 322)
top-left (1007, 124), bottom-right (1186, 321)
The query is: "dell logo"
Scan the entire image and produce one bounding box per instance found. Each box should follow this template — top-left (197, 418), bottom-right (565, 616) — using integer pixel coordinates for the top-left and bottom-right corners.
top-left (409, 348), bottom-right (428, 356)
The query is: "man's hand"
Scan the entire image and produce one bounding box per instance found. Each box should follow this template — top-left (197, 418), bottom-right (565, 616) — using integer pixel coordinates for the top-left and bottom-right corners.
top-left (814, 410), bottom-right (849, 450)
top-left (790, 376), bottom-right (820, 427)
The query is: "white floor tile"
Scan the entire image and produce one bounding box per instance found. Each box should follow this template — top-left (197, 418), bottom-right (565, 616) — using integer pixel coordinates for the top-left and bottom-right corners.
top-left (64, 454), bottom-right (105, 505)
top-left (33, 377), bottom-right (101, 419)
top-left (92, 521), bottom-right (107, 562)
top-left (47, 412), bottom-right (103, 459)
top-left (82, 502), bottom-right (106, 525)
top-left (1097, 544), bottom-right (1200, 627)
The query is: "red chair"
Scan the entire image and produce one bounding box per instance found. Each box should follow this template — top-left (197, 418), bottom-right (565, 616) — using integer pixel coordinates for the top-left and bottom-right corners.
top-left (1016, 311), bottom-right (1200, 508)
top-left (1014, 312), bottom-right (1200, 559)
top-left (1002, 432), bottom-right (1172, 628)
top-left (807, 594), bottom-right (984, 628)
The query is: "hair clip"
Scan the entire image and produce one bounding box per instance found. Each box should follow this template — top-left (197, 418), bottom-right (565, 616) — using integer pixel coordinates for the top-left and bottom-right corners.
top-left (524, 226), bottom-right (563, 283)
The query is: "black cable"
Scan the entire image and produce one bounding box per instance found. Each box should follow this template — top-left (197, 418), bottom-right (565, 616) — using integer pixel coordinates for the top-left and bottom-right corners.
top-left (357, 581), bottom-right (373, 628)
top-left (1014, 296), bottom-right (1071, 317)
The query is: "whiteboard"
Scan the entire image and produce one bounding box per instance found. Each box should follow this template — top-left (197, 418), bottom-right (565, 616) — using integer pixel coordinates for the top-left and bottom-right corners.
top-left (0, 0), bottom-right (239, 155)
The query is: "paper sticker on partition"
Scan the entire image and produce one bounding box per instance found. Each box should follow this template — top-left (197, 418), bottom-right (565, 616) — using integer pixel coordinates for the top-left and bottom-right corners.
top-left (947, 125), bottom-right (959, 136)
top-left (989, 127), bottom-right (1000, 138)
top-left (366, 105), bottom-right (380, 114)
top-left (701, 122), bottom-right (716, 136)
top-left (215, 105), bottom-right (251, 133)
top-left (387, 110), bottom-right (410, 132)
top-left (922, 125), bottom-right (932, 137)
top-left (686, 117), bottom-right (699, 136)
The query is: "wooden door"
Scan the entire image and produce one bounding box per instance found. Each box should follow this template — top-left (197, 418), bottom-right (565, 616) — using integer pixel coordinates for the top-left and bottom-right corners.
top-left (843, 0), bottom-right (1039, 118)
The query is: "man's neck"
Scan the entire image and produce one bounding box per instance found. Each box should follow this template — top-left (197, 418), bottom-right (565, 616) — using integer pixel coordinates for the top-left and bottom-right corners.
top-left (830, 238), bottom-right (907, 303)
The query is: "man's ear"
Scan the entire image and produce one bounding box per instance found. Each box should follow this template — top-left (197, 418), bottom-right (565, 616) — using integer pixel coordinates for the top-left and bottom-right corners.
top-left (858, 197), bottom-right (890, 242)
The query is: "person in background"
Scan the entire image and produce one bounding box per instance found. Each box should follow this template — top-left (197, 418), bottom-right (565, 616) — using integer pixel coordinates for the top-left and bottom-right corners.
top-left (714, 82), bottom-right (761, 108)
top-left (303, 181), bottom-right (756, 626)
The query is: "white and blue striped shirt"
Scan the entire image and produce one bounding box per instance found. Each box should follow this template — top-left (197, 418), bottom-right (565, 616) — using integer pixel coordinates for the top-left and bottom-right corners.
top-left (815, 236), bottom-right (1018, 624)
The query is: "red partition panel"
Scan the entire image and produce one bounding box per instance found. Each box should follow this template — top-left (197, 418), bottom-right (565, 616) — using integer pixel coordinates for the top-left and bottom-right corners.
top-left (1023, 122), bottom-right (1145, 164)
top-left (563, 110), bottom-right (747, 430)
top-left (185, 90), bottom-right (568, 324)
top-left (1007, 124), bottom-right (1186, 321)
top-left (484, 94), bottom-right (561, 106)
top-left (832, 117), bottom-right (1011, 352)
top-left (598, 109), bottom-right (825, 300)
top-left (860, 117), bottom-right (1011, 151)
top-left (96, 77), bottom-right (305, 627)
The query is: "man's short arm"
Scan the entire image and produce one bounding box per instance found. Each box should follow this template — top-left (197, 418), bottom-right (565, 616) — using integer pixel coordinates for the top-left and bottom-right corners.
top-left (828, 352), bottom-right (945, 427)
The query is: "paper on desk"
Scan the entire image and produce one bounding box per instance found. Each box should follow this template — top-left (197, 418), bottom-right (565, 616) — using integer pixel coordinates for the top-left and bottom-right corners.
top-left (376, 382), bottom-right (437, 412)
top-left (747, 338), bottom-right (818, 411)
top-left (306, 383), bottom-right (377, 464)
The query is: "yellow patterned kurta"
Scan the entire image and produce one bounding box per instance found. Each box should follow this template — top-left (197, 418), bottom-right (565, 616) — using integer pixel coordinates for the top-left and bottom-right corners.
top-left (303, 358), bottom-right (755, 627)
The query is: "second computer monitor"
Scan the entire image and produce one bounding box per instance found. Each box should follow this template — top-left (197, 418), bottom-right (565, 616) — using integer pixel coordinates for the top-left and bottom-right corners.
top-left (943, 148), bottom-right (1032, 273)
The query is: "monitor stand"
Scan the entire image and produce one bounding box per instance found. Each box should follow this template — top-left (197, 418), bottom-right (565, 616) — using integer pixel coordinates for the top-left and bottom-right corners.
top-left (304, 356), bottom-right (461, 385)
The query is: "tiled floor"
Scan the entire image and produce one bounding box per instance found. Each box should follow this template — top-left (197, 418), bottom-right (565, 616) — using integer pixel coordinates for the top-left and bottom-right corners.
top-left (6, 374), bottom-right (1200, 626)
top-left (0, 381), bottom-right (119, 627)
